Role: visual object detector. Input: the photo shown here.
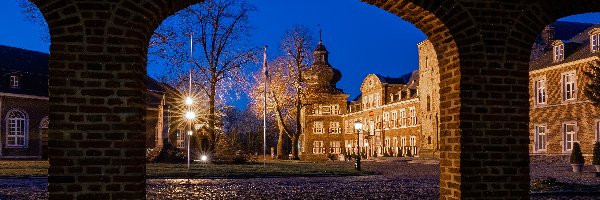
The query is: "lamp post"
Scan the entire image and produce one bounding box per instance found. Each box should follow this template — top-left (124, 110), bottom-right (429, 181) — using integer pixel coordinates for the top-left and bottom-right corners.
top-left (185, 110), bottom-right (196, 171)
top-left (353, 120), bottom-right (363, 171)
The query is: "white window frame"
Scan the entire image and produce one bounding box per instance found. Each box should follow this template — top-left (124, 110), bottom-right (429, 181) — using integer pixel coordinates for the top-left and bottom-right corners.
top-left (391, 111), bottom-right (397, 128)
top-left (5, 109), bottom-right (28, 148)
top-left (554, 44), bottom-right (564, 62)
top-left (563, 121), bottom-right (578, 152)
top-left (561, 71), bottom-right (576, 101)
top-left (383, 112), bottom-right (389, 129)
top-left (410, 136), bottom-right (416, 147)
top-left (329, 122), bottom-right (340, 134)
top-left (409, 107), bottom-right (417, 126)
top-left (313, 141), bottom-right (324, 154)
top-left (331, 104), bottom-right (340, 115)
top-left (9, 75), bottom-right (19, 88)
top-left (400, 109), bottom-right (407, 127)
top-left (534, 124), bottom-right (547, 152)
top-left (314, 121), bottom-right (324, 134)
top-left (330, 141), bottom-right (341, 154)
top-left (534, 77), bottom-right (546, 105)
top-left (591, 33), bottom-right (599, 52)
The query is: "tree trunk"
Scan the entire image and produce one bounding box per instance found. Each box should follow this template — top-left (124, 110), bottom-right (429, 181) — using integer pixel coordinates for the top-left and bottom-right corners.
top-left (208, 84), bottom-right (216, 154)
top-left (290, 134), bottom-right (299, 160)
top-left (277, 128), bottom-right (285, 159)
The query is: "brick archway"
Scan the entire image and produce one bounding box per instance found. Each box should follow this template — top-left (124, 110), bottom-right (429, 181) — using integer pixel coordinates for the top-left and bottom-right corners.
top-left (29, 0), bottom-right (600, 199)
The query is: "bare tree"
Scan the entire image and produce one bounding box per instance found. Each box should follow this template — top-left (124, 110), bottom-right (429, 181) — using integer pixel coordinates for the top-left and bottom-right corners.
top-left (282, 26), bottom-right (315, 160)
top-left (17, 0), bottom-right (50, 45)
top-left (249, 25), bottom-right (315, 160)
top-left (249, 57), bottom-right (297, 159)
top-left (150, 0), bottom-right (258, 154)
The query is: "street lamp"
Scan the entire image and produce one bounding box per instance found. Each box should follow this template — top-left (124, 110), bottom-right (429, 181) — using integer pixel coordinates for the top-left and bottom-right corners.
top-left (185, 111), bottom-right (196, 171)
top-left (353, 120), bottom-right (363, 171)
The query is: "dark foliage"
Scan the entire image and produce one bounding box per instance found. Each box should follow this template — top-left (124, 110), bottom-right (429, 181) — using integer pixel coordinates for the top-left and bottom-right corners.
top-left (593, 142), bottom-right (600, 165)
top-left (570, 142), bottom-right (585, 164)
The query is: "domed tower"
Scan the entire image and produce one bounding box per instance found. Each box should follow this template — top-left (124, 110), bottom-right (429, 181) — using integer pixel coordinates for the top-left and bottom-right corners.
top-left (303, 40), bottom-right (343, 95)
top-left (300, 39), bottom-right (349, 161)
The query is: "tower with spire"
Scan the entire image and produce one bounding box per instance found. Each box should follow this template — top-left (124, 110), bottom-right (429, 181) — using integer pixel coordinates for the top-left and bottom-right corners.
top-left (300, 37), bottom-right (349, 160)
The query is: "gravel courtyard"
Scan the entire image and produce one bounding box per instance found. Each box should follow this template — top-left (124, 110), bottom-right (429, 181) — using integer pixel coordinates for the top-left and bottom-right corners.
top-left (0, 159), bottom-right (598, 199)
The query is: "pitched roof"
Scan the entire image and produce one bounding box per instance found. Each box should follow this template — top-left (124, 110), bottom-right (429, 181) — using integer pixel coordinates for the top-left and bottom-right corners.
top-left (530, 23), bottom-right (600, 71)
top-left (0, 45), bottom-right (49, 97)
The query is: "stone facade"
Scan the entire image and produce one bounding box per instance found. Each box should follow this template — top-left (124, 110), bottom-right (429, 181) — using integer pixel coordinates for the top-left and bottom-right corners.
top-left (418, 40), bottom-right (441, 158)
top-left (300, 39), bottom-right (440, 160)
top-left (529, 23), bottom-right (600, 162)
top-left (300, 40), bottom-right (349, 161)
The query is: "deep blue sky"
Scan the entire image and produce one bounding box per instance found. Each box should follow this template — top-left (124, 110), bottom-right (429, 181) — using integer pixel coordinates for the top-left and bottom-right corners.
top-left (1, 0), bottom-right (599, 108)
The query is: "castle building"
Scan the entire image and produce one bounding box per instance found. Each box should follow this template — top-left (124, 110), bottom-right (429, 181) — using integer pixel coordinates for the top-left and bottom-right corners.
top-left (529, 21), bottom-right (600, 160)
top-left (299, 39), bottom-right (441, 160)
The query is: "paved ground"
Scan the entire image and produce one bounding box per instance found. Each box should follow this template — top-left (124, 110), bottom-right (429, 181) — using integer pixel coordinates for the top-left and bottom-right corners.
top-left (0, 159), bottom-right (598, 199)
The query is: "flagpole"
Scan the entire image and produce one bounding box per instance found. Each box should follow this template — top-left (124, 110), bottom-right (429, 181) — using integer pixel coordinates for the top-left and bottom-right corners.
top-left (263, 45), bottom-right (268, 165)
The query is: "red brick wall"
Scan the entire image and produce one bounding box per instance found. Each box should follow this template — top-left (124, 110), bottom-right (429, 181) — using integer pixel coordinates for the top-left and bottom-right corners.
top-left (29, 0), bottom-right (600, 199)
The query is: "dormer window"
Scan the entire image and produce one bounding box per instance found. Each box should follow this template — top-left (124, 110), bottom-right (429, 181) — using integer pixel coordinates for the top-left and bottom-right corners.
top-left (552, 40), bottom-right (565, 63)
top-left (10, 75), bottom-right (19, 88)
top-left (590, 28), bottom-right (600, 52)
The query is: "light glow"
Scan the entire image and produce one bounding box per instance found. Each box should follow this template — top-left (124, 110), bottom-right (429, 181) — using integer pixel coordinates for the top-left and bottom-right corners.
top-left (185, 111), bottom-right (196, 120)
top-left (185, 97), bottom-right (194, 105)
top-left (188, 131), bottom-right (193, 136)
top-left (201, 155), bottom-right (208, 161)
top-left (353, 121), bottom-right (363, 130)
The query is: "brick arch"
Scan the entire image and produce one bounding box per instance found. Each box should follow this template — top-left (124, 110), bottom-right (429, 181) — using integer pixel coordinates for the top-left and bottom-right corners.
top-left (29, 0), bottom-right (600, 199)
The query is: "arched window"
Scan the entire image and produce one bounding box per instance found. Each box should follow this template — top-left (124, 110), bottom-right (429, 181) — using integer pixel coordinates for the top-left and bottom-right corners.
top-left (6, 109), bottom-right (28, 147)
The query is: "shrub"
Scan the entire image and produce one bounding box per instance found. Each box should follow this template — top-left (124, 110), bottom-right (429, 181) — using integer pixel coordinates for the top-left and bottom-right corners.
top-left (570, 142), bottom-right (585, 164)
top-left (593, 142), bottom-right (600, 165)
top-left (383, 152), bottom-right (390, 157)
top-left (327, 153), bottom-right (337, 161)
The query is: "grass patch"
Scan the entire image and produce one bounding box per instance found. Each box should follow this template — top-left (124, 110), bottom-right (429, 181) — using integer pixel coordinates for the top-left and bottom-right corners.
top-left (531, 178), bottom-right (600, 193)
top-left (0, 161), bottom-right (48, 177)
top-left (146, 161), bottom-right (375, 179)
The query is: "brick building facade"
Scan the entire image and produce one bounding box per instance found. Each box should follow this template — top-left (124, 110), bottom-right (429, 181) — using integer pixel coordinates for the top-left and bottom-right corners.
top-left (300, 39), bottom-right (441, 160)
top-left (529, 22), bottom-right (600, 161)
top-left (0, 45), bottom-right (183, 160)
top-left (0, 45), bottom-right (49, 159)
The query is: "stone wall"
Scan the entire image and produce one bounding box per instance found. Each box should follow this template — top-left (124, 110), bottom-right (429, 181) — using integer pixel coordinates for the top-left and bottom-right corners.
top-left (418, 39), bottom-right (441, 158)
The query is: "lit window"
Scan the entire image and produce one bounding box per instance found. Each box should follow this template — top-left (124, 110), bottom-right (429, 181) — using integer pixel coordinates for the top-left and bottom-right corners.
top-left (562, 71), bottom-right (576, 101)
top-left (563, 122), bottom-right (577, 152)
top-left (313, 121), bottom-right (323, 134)
top-left (391, 111), bottom-right (397, 128)
top-left (312, 141), bottom-right (324, 154)
top-left (400, 109), bottom-right (407, 127)
top-left (6, 109), bottom-right (28, 147)
top-left (554, 44), bottom-right (564, 62)
top-left (329, 122), bottom-right (340, 134)
top-left (10, 75), bottom-right (19, 88)
top-left (534, 125), bottom-right (547, 152)
top-left (534, 78), bottom-right (546, 105)
top-left (409, 107), bottom-right (417, 126)
top-left (329, 141), bottom-right (341, 154)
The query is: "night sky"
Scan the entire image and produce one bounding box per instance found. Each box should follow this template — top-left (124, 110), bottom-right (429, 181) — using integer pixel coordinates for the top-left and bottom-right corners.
top-left (1, 0), bottom-right (599, 109)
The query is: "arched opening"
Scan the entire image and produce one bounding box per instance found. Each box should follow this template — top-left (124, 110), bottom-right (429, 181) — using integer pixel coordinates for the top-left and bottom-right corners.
top-left (24, 0), bottom-right (600, 199)
top-left (527, 12), bottom-right (600, 196)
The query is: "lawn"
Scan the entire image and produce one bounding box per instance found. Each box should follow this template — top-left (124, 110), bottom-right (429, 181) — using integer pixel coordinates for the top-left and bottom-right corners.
top-left (0, 161), bottom-right (48, 177)
top-left (0, 160), bottom-right (373, 178)
top-left (146, 161), bottom-right (374, 179)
